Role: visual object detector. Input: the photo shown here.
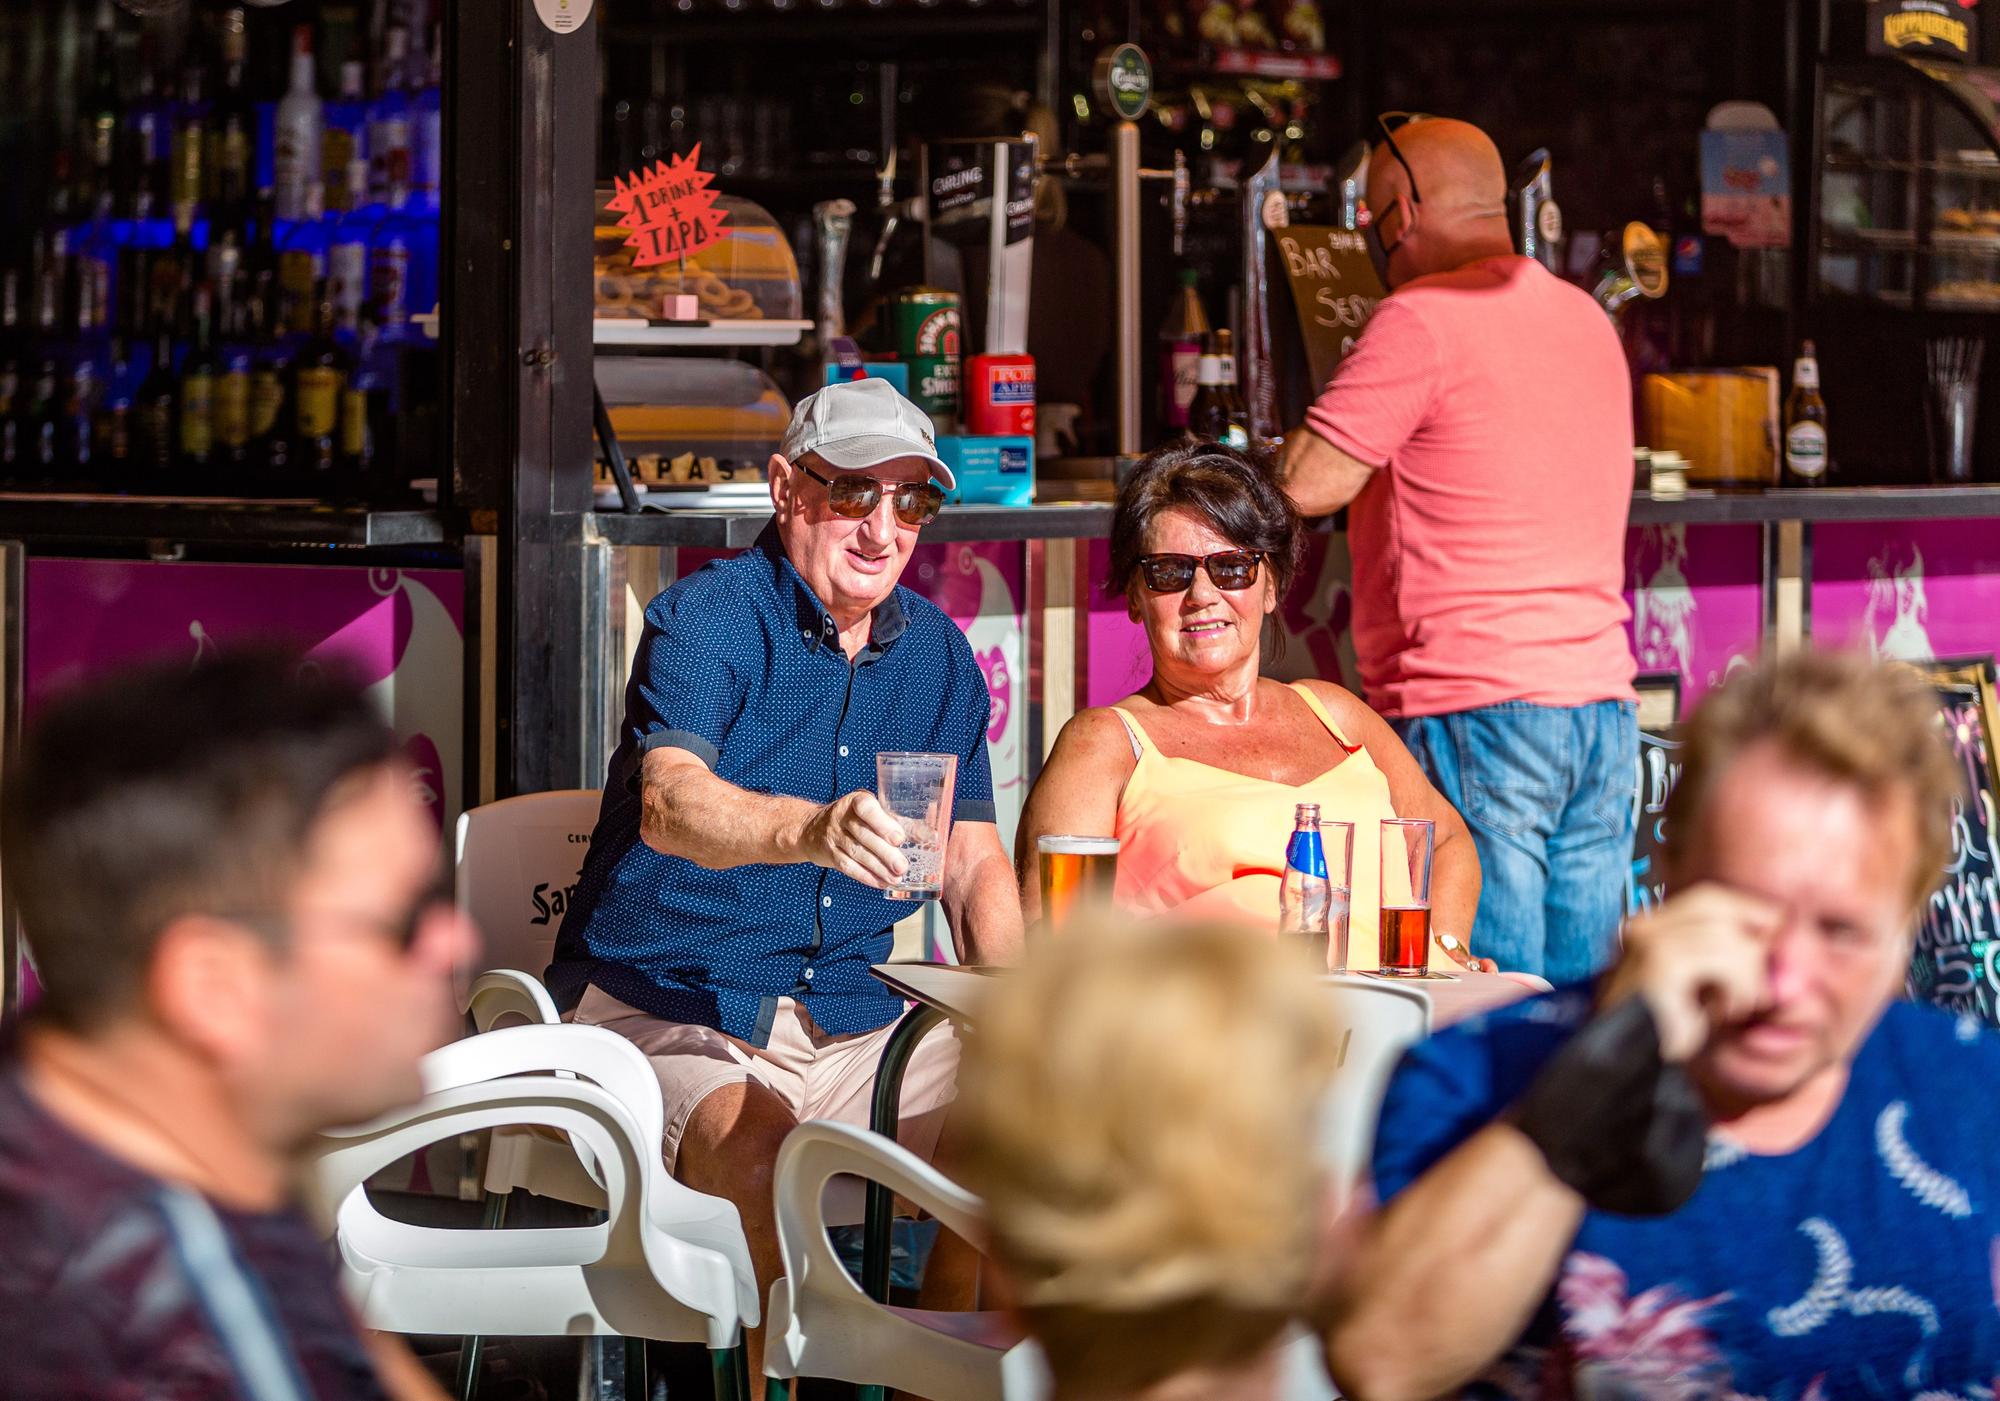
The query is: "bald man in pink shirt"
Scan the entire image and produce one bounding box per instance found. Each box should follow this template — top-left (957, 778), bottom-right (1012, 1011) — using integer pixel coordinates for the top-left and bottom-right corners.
top-left (1280, 116), bottom-right (1637, 983)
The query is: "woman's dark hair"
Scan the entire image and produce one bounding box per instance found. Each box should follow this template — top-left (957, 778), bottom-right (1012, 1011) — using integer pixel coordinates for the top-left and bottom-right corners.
top-left (1105, 441), bottom-right (1304, 604)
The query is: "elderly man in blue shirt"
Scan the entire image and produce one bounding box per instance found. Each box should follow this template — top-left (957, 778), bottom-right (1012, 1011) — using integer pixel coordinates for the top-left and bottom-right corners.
top-left (550, 377), bottom-right (1022, 1373)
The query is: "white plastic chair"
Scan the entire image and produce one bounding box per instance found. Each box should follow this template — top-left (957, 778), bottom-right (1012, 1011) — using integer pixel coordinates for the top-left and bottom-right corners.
top-left (763, 1120), bottom-right (1042, 1401)
top-left (454, 788), bottom-right (604, 1033)
top-left (1319, 977), bottom-right (1431, 1204)
top-left (450, 789), bottom-right (611, 1216)
top-left (308, 1023), bottom-right (758, 1400)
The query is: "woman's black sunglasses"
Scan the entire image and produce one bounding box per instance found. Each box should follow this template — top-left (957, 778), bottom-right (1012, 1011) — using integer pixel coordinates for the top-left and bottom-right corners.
top-left (1136, 550), bottom-right (1264, 593)
top-left (795, 459), bottom-right (944, 528)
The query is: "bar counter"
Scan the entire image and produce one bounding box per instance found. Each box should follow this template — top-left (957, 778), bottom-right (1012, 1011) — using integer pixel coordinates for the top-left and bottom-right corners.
top-left (587, 486), bottom-right (2000, 547)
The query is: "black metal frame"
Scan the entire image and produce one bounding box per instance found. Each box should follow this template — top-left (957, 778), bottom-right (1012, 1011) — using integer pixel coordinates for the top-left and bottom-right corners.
top-left (449, 0), bottom-right (601, 798)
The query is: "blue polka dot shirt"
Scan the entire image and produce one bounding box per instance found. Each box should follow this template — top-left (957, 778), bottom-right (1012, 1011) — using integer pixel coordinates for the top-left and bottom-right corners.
top-left (547, 525), bottom-right (996, 1045)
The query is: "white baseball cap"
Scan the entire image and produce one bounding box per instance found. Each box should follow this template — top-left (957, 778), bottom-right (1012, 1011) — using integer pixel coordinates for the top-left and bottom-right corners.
top-left (780, 377), bottom-right (955, 490)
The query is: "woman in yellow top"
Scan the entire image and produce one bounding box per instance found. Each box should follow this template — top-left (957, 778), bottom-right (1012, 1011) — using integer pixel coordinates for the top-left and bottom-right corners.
top-left (1018, 441), bottom-right (1489, 972)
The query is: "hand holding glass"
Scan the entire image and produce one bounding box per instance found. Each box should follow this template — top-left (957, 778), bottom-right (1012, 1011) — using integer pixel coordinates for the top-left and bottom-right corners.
top-left (876, 753), bottom-right (956, 900)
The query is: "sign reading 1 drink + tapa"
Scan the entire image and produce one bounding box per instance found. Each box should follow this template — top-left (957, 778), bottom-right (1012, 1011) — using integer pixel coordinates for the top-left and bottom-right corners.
top-left (605, 146), bottom-right (731, 267)
top-left (1869, 0), bottom-right (1980, 62)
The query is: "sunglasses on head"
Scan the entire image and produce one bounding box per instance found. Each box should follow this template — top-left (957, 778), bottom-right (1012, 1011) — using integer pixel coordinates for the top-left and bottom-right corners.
top-left (794, 459), bottom-right (944, 528)
top-left (1375, 111), bottom-right (1430, 207)
top-left (1136, 550), bottom-right (1264, 594)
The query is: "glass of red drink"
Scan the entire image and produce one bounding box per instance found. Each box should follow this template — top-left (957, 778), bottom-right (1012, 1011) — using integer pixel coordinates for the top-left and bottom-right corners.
top-left (1378, 817), bottom-right (1434, 977)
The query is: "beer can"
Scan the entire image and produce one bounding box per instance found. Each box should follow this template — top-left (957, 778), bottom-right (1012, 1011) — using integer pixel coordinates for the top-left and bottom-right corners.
top-left (965, 352), bottom-right (1036, 437)
top-left (892, 288), bottom-right (962, 433)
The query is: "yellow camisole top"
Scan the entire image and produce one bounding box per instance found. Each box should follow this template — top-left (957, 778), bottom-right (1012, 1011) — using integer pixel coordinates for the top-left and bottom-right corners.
top-left (1107, 682), bottom-right (1446, 972)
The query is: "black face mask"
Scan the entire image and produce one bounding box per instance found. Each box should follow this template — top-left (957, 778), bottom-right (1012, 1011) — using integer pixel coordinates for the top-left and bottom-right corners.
top-left (1366, 218), bottom-right (1395, 288)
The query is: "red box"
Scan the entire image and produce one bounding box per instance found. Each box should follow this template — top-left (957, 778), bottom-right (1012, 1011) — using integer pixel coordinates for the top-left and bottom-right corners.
top-left (965, 354), bottom-right (1036, 437)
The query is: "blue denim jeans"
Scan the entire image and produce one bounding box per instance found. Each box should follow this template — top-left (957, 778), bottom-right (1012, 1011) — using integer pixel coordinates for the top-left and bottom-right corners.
top-left (1392, 700), bottom-right (1638, 984)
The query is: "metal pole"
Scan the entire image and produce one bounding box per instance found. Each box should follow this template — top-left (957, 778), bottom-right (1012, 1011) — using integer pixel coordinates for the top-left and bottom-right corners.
top-left (1111, 119), bottom-right (1142, 457)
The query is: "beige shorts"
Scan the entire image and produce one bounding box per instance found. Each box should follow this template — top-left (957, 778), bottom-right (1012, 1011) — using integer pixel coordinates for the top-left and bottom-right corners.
top-left (569, 985), bottom-right (961, 1186)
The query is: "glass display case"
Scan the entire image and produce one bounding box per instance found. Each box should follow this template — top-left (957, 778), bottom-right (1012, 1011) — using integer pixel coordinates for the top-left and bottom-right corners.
top-left (1818, 58), bottom-right (2000, 313)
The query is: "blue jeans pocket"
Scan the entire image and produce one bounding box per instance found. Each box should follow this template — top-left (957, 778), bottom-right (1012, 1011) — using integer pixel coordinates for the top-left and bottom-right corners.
top-left (1449, 704), bottom-right (1569, 842)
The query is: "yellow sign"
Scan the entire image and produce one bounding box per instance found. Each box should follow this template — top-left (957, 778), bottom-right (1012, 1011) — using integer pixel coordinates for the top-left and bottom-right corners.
top-left (1883, 11), bottom-right (1972, 51)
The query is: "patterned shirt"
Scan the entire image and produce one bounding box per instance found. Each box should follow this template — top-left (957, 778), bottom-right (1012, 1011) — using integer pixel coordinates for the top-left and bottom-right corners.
top-left (1374, 988), bottom-right (2000, 1399)
top-left (548, 524), bottom-right (995, 1045)
top-left (0, 1052), bottom-right (388, 1401)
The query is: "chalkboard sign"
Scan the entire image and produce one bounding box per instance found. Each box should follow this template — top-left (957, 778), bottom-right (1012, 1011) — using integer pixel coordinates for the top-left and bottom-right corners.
top-left (1273, 226), bottom-right (1386, 393)
top-left (1908, 659), bottom-right (2000, 1023)
top-left (1627, 726), bottom-right (1683, 918)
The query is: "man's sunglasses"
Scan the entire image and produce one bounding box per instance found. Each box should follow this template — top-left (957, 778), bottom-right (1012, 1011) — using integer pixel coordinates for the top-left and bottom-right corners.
top-left (795, 459), bottom-right (944, 528)
top-left (1375, 111), bottom-right (1430, 207)
top-left (1136, 550), bottom-right (1264, 593)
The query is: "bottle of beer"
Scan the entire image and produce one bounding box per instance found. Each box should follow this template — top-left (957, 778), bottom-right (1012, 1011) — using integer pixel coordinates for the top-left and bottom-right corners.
top-left (80, 1), bottom-right (122, 213)
top-left (1186, 332), bottom-right (1250, 451)
top-left (1212, 327), bottom-right (1251, 444)
top-left (1784, 339), bottom-right (1828, 486)
top-left (1157, 268), bottom-right (1210, 431)
top-left (291, 293), bottom-right (349, 484)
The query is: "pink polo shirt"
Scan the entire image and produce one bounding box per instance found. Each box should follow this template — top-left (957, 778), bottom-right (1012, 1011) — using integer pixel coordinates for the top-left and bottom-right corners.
top-left (1302, 255), bottom-right (1636, 719)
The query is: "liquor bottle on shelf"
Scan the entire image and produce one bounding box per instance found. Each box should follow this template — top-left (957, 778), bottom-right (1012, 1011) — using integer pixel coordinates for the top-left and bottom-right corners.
top-left (125, 45), bottom-right (172, 234)
top-left (178, 283), bottom-right (219, 480)
top-left (292, 292), bottom-right (349, 486)
top-left (1158, 268), bottom-right (1209, 432)
top-left (23, 354), bottom-right (61, 480)
top-left (133, 322), bottom-right (177, 480)
top-left (169, 64), bottom-right (207, 239)
top-left (277, 182), bottom-right (329, 336)
top-left (62, 358), bottom-right (99, 482)
top-left (214, 279), bottom-right (254, 478)
top-left (1784, 339), bottom-right (1828, 487)
top-left (323, 61), bottom-right (369, 215)
top-left (81, 1), bottom-right (122, 214)
top-left (0, 270), bottom-right (20, 475)
top-left (328, 159), bottom-right (379, 336)
top-left (367, 26), bottom-right (413, 206)
top-left (413, 27), bottom-right (442, 204)
top-left (208, 8), bottom-right (255, 232)
top-left (275, 25), bottom-right (324, 224)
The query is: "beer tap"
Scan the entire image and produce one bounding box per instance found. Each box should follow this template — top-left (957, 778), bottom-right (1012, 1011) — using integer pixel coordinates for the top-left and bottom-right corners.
top-left (1593, 220), bottom-right (1670, 322)
top-left (813, 198), bottom-right (856, 362)
top-left (1511, 148), bottom-right (1562, 274)
top-left (866, 150), bottom-right (924, 287)
top-left (1333, 140), bottom-right (1368, 232)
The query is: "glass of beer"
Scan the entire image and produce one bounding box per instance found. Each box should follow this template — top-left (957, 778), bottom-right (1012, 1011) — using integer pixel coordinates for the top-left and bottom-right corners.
top-left (1038, 835), bottom-right (1121, 928)
top-left (1379, 818), bottom-right (1434, 977)
top-left (877, 752), bottom-right (957, 900)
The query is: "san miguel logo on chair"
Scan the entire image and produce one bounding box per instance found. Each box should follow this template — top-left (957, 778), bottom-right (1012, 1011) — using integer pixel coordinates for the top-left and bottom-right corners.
top-left (1869, 0), bottom-right (1980, 61)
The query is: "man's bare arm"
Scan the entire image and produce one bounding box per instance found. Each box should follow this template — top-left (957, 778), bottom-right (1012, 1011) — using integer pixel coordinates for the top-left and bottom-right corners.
top-left (1280, 427), bottom-right (1378, 517)
top-left (638, 746), bottom-right (910, 890)
top-left (1321, 1125), bottom-right (1584, 1401)
top-left (939, 819), bottom-right (1024, 966)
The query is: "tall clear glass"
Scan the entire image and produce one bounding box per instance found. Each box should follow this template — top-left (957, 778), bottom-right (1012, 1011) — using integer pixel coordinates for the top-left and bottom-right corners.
top-left (876, 752), bottom-right (956, 901)
top-left (1379, 817), bottom-right (1434, 977)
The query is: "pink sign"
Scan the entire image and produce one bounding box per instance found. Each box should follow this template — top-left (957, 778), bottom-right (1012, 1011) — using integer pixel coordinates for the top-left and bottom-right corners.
top-left (1812, 520), bottom-right (2000, 663)
top-left (26, 559), bottom-right (465, 831)
top-left (1624, 523), bottom-right (1764, 705)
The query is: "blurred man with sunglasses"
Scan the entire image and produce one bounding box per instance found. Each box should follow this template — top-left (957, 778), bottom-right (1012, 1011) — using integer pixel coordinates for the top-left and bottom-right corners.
top-left (0, 649), bottom-right (472, 1399)
top-left (1279, 115), bottom-right (1639, 984)
top-left (549, 376), bottom-right (1021, 1377)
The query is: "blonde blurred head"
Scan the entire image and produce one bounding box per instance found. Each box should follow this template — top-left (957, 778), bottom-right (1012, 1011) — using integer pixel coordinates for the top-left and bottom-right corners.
top-left (956, 920), bottom-right (1343, 1399)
